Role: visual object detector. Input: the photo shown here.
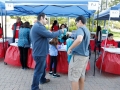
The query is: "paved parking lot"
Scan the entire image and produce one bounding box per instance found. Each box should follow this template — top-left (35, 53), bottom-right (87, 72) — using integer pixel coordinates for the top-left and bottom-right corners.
top-left (0, 54), bottom-right (120, 90)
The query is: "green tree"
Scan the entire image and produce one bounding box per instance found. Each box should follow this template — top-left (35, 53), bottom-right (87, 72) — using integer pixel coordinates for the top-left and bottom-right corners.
top-left (108, 0), bottom-right (119, 7)
top-left (50, 17), bottom-right (68, 25)
top-left (10, 16), bottom-right (36, 25)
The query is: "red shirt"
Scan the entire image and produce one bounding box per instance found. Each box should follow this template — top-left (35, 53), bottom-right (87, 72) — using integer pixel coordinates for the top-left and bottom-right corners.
top-left (101, 39), bottom-right (118, 48)
top-left (0, 28), bottom-right (3, 38)
top-left (12, 22), bottom-right (21, 38)
top-left (51, 25), bottom-right (59, 32)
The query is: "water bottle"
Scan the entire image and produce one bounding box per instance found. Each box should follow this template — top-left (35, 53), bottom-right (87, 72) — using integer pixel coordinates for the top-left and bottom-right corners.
top-left (61, 43), bottom-right (64, 46)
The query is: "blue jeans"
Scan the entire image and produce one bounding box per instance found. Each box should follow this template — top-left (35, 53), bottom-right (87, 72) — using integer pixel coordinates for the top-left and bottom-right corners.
top-left (31, 56), bottom-right (47, 90)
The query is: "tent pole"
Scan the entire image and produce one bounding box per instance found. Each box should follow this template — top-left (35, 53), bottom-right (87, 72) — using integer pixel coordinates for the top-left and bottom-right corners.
top-left (92, 19), bottom-right (94, 32)
top-left (93, 6), bottom-right (99, 76)
top-left (56, 17), bottom-right (57, 20)
top-left (5, 11), bottom-right (7, 39)
top-left (68, 17), bottom-right (70, 31)
top-left (104, 20), bottom-right (106, 27)
top-left (48, 17), bottom-right (50, 30)
top-left (100, 16), bottom-right (110, 74)
top-left (89, 15), bottom-right (90, 31)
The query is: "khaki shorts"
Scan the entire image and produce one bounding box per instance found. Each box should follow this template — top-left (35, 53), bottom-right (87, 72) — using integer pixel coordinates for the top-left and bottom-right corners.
top-left (68, 55), bottom-right (89, 82)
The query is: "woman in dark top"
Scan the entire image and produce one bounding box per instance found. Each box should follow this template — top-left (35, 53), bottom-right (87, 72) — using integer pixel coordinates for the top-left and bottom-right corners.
top-left (94, 26), bottom-right (102, 53)
top-left (18, 21), bottom-right (31, 69)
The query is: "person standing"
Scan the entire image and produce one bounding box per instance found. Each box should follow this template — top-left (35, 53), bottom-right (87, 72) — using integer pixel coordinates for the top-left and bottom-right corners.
top-left (59, 24), bottom-right (67, 43)
top-left (30, 13), bottom-right (64, 90)
top-left (94, 26), bottom-right (102, 53)
top-left (18, 21), bottom-right (31, 69)
top-left (12, 17), bottom-right (23, 42)
top-left (51, 20), bottom-right (59, 32)
top-left (49, 37), bottom-right (60, 77)
top-left (67, 15), bottom-right (90, 90)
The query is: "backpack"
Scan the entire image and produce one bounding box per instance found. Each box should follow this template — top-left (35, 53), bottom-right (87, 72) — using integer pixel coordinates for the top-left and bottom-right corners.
top-left (81, 28), bottom-right (91, 59)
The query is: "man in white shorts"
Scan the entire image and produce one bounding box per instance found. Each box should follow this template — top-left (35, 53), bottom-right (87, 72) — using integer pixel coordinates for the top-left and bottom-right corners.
top-left (67, 15), bottom-right (90, 90)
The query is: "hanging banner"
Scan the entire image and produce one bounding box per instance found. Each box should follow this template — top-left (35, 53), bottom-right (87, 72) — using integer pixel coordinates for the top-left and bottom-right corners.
top-left (88, 2), bottom-right (99, 10)
top-left (5, 3), bottom-right (14, 10)
top-left (110, 10), bottom-right (119, 18)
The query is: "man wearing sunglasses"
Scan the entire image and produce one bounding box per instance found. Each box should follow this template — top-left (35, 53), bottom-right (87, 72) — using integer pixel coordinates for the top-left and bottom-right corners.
top-left (30, 12), bottom-right (64, 90)
top-left (67, 15), bottom-right (90, 90)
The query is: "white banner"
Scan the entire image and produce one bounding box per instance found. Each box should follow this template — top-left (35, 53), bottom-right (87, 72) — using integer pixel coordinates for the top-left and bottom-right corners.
top-left (5, 3), bottom-right (14, 10)
top-left (88, 2), bottom-right (99, 10)
top-left (110, 10), bottom-right (119, 18)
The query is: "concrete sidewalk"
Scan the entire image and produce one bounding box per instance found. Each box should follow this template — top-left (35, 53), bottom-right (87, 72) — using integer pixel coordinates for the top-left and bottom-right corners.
top-left (0, 54), bottom-right (120, 90)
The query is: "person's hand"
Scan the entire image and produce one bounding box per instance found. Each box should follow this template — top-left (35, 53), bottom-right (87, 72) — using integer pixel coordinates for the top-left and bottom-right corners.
top-left (61, 28), bottom-right (65, 33)
top-left (67, 48), bottom-right (72, 55)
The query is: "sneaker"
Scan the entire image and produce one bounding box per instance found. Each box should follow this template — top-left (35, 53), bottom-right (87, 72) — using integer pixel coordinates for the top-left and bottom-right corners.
top-left (49, 71), bottom-right (53, 75)
top-left (52, 74), bottom-right (60, 78)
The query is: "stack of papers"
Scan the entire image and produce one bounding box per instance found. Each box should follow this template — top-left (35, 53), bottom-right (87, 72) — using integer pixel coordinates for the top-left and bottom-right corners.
top-left (57, 45), bottom-right (67, 51)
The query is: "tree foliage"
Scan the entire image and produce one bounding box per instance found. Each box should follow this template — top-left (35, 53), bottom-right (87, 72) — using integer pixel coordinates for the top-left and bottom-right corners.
top-left (108, 0), bottom-right (120, 7)
top-left (10, 16), bottom-right (36, 25)
top-left (50, 17), bottom-right (68, 25)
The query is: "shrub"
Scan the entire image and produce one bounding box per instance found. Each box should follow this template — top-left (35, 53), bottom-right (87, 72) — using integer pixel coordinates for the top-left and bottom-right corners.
top-left (68, 26), bottom-right (77, 32)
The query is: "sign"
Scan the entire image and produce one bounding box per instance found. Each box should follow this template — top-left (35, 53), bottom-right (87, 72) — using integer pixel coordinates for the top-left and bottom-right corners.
top-left (5, 3), bottom-right (14, 10)
top-left (88, 2), bottom-right (99, 10)
top-left (110, 10), bottom-right (119, 18)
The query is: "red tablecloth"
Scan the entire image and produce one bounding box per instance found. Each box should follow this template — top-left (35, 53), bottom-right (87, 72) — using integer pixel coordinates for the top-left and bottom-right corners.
top-left (46, 51), bottom-right (68, 74)
top-left (0, 41), bottom-right (8, 58)
top-left (27, 49), bottom-right (34, 68)
top-left (96, 51), bottom-right (120, 74)
top-left (90, 39), bottom-right (95, 51)
top-left (4, 45), bottom-right (90, 73)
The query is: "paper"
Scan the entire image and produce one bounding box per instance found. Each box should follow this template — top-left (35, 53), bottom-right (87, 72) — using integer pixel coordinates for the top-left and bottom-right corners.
top-left (5, 3), bottom-right (14, 10)
top-left (57, 45), bottom-right (67, 51)
top-left (110, 10), bottom-right (119, 18)
top-left (88, 2), bottom-right (99, 10)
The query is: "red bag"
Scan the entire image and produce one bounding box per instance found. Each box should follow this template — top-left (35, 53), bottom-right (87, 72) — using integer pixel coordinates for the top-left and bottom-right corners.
top-left (4, 46), bottom-right (21, 66)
